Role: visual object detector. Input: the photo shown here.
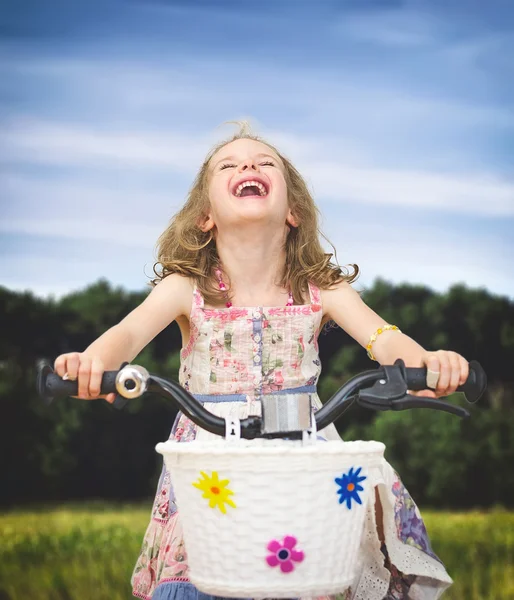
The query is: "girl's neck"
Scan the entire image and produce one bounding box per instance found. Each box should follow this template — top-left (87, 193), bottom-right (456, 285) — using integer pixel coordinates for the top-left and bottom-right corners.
top-left (214, 227), bottom-right (290, 306)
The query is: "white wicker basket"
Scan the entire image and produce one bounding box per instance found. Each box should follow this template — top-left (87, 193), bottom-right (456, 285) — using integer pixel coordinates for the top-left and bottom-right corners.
top-left (156, 437), bottom-right (385, 598)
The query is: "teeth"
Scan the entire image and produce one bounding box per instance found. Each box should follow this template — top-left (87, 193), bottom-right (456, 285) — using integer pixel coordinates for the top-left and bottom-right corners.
top-left (234, 180), bottom-right (267, 197)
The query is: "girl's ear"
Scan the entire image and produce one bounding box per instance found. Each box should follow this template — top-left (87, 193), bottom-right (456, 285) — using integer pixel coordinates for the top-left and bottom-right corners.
top-left (286, 209), bottom-right (299, 228)
top-left (199, 212), bottom-right (215, 232)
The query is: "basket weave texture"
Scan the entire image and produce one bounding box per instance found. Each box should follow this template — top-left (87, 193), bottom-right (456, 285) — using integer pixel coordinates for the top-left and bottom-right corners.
top-left (156, 439), bottom-right (385, 598)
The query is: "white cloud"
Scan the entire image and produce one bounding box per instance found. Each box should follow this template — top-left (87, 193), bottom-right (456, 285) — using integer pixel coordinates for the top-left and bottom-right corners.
top-left (1, 252), bottom-right (155, 300)
top-left (333, 7), bottom-right (443, 48)
top-left (1, 45), bottom-right (512, 300)
top-left (0, 119), bottom-right (207, 172)
top-left (2, 173), bottom-right (186, 222)
top-left (0, 217), bottom-right (160, 249)
top-left (330, 224), bottom-right (512, 299)
top-left (3, 221), bottom-right (511, 300)
top-left (4, 53), bottom-right (513, 132)
top-left (2, 164), bottom-right (511, 300)
top-left (1, 120), bottom-right (513, 228)
top-left (305, 163), bottom-right (514, 216)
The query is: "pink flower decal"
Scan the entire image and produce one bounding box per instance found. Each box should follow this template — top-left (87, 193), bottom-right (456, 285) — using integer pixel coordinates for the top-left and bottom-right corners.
top-left (266, 535), bottom-right (304, 573)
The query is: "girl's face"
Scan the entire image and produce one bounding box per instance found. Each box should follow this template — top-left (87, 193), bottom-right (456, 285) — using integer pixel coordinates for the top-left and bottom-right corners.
top-left (202, 138), bottom-right (297, 233)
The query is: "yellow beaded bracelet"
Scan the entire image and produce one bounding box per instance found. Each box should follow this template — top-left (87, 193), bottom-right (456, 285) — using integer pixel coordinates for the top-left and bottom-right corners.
top-left (366, 324), bottom-right (401, 361)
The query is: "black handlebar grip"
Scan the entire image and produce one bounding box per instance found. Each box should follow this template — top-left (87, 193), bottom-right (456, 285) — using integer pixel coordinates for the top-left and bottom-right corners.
top-left (460, 360), bottom-right (487, 403)
top-left (36, 361), bottom-right (118, 405)
top-left (402, 359), bottom-right (487, 404)
top-left (401, 365), bottom-right (427, 392)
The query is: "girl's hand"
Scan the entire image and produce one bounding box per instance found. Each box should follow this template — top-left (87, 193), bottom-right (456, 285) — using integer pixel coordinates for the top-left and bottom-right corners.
top-left (53, 352), bottom-right (117, 404)
top-left (413, 350), bottom-right (469, 398)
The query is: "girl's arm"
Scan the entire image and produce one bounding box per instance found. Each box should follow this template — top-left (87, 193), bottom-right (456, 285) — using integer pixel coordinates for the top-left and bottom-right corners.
top-left (54, 274), bottom-right (192, 400)
top-left (95, 273), bottom-right (192, 364)
top-left (321, 281), bottom-right (469, 397)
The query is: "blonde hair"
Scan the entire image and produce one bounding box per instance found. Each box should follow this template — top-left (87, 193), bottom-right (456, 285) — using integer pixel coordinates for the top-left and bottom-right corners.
top-left (152, 121), bottom-right (359, 306)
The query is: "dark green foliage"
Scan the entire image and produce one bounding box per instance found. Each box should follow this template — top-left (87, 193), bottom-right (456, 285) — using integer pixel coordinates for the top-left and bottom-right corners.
top-left (0, 277), bottom-right (513, 508)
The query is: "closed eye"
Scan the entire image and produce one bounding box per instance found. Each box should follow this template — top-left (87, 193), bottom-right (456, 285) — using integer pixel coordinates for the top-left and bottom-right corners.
top-left (260, 161), bottom-right (275, 167)
top-left (219, 163), bottom-right (236, 170)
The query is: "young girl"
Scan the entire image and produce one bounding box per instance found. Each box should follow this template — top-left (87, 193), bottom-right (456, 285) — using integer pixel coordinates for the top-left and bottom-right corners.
top-left (55, 122), bottom-right (469, 600)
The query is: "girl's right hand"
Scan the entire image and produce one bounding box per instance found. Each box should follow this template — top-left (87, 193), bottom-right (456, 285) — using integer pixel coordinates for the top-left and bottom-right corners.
top-left (53, 352), bottom-right (117, 404)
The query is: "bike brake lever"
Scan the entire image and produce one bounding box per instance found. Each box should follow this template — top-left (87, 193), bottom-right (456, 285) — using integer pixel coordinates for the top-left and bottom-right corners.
top-left (358, 393), bottom-right (469, 418)
top-left (393, 395), bottom-right (470, 418)
top-left (357, 363), bottom-right (470, 418)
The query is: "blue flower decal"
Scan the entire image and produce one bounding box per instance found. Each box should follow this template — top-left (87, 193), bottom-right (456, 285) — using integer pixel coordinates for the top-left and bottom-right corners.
top-left (335, 467), bottom-right (366, 509)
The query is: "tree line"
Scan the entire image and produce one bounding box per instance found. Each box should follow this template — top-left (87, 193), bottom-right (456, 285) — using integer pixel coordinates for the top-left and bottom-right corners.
top-left (1, 278), bottom-right (512, 509)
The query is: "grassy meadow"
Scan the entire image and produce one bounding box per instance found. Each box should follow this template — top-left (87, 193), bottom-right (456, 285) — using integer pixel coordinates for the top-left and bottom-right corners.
top-left (0, 504), bottom-right (512, 600)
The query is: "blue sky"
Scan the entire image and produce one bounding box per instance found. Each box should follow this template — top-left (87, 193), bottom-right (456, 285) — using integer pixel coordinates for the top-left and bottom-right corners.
top-left (1, 0), bottom-right (513, 300)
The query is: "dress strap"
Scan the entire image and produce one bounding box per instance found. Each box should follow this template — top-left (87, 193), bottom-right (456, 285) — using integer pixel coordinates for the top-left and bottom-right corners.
top-left (191, 283), bottom-right (205, 309)
top-left (307, 281), bottom-right (322, 312)
top-left (181, 283), bottom-right (204, 361)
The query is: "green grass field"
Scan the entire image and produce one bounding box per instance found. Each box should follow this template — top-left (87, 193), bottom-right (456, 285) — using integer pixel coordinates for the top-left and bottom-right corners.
top-left (0, 504), bottom-right (512, 600)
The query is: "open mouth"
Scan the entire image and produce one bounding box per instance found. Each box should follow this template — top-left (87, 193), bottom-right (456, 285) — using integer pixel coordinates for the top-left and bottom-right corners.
top-left (233, 179), bottom-right (269, 198)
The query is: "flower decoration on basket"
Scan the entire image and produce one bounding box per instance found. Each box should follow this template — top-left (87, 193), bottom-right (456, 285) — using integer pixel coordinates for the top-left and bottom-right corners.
top-left (192, 471), bottom-right (236, 514)
top-left (266, 535), bottom-right (304, 573)
top-left (335, 466), bottom-right (367, 509)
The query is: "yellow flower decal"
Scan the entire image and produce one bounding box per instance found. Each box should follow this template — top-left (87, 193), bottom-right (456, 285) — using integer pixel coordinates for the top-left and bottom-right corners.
top-left (192, 471), bottom-right (236, 514)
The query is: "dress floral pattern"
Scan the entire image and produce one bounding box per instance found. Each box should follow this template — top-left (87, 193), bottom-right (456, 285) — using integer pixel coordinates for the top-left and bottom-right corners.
top-left (131, 283), bottom-right (451, 600)
top-left (391, 471), bottom-right (440, 562)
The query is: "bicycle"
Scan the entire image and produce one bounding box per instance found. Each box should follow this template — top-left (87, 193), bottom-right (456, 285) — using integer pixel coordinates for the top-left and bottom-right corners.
top-left (37, 358), bottom-right (486, 598)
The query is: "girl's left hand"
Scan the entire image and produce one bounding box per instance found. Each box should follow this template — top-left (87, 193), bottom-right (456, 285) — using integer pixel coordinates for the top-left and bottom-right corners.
top-left (413, 350), bottom-right (469, 398)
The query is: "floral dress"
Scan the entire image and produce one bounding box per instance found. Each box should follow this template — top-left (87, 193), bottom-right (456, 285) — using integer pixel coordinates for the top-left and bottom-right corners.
top-left (131, 283), bottom-right (452, 600)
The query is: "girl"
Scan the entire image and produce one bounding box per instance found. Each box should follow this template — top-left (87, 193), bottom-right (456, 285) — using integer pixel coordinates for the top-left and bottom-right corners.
top-left (55, 122), bottom-right (468, 600)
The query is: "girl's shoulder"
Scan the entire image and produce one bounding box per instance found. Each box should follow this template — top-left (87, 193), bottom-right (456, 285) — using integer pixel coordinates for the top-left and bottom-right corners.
top-left (152, 273), bottom-right (195, 319)
top-left (118, 274), bottom-right (194, 355)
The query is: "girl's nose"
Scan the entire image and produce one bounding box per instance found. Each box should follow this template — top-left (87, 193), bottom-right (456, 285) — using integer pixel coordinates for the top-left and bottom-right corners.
top-left (238, 158), bottom-right (259, 172)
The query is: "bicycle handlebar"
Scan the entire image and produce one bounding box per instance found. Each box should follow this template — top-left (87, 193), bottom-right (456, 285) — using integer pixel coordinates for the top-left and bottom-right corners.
top-left (36, 358), bottom-right (487, 439)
